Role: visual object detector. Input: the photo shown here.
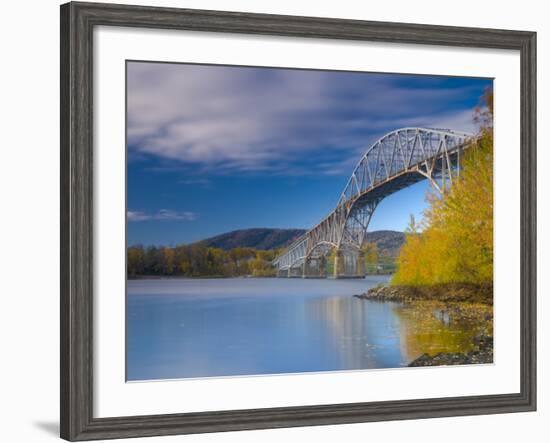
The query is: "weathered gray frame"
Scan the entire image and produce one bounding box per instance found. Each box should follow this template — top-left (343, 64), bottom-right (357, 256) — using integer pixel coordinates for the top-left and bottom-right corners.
top-left (60, 2), bottom-right (537, 441)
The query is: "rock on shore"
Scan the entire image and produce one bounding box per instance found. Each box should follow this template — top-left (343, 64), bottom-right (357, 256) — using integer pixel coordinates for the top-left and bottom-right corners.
top-left (408, 334), bottom-right (493, 366)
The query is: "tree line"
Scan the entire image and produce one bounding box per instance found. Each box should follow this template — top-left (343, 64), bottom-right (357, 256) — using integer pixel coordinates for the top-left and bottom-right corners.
top-left (127, 243), bottom-right (281, 278)
top-left (127, 241), bottom-right (391, 278)
top-left (392, 89), bottom-right (493, 286)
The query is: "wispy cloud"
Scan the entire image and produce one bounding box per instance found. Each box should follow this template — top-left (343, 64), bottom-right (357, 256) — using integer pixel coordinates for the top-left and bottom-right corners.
top-left (127, 62), bottom-right (487, 176)
top-left (127, 209), bottom-right (197, 222)
top-left (177, 178), bottom-right (211, 186)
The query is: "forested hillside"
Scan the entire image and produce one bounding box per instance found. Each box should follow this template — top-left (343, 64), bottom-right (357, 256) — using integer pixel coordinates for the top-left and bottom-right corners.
top-left (200, 228), bottom-right (305, 250)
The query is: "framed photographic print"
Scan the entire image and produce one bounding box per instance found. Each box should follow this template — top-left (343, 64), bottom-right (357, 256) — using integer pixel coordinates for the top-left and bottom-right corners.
top-left (60, 1), bottom-right (536, 441)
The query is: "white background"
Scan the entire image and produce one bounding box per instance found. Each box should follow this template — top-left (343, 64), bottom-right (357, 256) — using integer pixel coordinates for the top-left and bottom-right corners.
top-left (0, 0), bottom-right (547, 442)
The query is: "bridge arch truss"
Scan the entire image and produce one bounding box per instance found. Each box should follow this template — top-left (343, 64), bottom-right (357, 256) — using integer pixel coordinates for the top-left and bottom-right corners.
top-left (273, 127), bottom-right (473, 278)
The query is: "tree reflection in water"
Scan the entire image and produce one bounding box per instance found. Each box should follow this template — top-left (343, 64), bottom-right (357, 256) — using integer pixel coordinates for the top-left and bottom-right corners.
top-left (393, 301), bottom-right (493, 362)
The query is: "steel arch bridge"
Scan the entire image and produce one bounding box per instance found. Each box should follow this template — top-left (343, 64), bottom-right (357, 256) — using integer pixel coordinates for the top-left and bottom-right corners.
top-left (272, 127), bottom-right (473, 278)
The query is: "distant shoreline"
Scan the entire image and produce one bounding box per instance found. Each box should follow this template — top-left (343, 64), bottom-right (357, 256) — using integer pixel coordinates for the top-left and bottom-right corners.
top-left (129, 275), bottom-right (251, 280)
top-left (127, 274), bottom-right (394, 280)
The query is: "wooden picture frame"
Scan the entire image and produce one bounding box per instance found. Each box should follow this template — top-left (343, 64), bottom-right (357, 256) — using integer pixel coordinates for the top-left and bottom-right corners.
top-left (60, 1), bottom-right (536, 440)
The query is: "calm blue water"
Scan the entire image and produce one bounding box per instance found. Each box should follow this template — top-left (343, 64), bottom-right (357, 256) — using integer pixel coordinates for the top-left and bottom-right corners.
top-left (127, 276), bottom-right (415, 381)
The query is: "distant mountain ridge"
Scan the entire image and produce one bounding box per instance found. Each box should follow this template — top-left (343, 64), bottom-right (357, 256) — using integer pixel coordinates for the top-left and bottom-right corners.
top-left (199, 228), bottom-right (306, 251)
top-left (364, 230), bottom-right (406, 257)
top-left (197, 228), bottom-right (405, 256)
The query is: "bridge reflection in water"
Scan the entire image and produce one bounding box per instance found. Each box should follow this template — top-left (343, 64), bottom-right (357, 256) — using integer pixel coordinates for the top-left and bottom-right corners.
top-left (273, 127), bottom-right (473, 278)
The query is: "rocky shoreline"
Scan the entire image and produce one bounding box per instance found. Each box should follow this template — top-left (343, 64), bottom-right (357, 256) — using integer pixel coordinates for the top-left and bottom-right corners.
top-left (354, 283), bottom-right (493, 366)
top-left (354, 282), bottom-right (493, 305)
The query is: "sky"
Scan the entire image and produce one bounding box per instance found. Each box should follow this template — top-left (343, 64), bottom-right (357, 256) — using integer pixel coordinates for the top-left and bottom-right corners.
top-left (127, 61), bottom-right (492, 246)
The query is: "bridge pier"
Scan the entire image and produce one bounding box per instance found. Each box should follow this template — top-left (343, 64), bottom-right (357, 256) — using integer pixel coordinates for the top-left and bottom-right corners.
top-left (277, 269), bottom-right (289, 278)
top-left (332, 249), bottom-right (366, 279)
top-left (288, 267), bottom-right (303, 278)
top-left (333, 250), bottom-right (344, 278)
top-left (357, 251), bottom-right (366, 277)
top-left (303, 256), bottom-right (327, 278)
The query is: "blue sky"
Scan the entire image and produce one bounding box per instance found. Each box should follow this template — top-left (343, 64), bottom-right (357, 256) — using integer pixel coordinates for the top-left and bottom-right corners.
top-left (127, 62), bottom-right (492, 246)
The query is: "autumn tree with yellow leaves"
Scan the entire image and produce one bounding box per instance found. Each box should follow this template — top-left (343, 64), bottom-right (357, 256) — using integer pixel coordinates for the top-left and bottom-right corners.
top-left (392, 89), bottom-right (493, 286)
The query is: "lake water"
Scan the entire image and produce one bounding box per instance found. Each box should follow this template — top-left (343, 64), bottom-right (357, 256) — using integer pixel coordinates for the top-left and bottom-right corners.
top-left (127, 277), bottom-right (481, 381)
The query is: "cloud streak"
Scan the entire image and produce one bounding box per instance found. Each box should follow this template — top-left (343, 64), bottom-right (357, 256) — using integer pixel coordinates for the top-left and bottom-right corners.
top-left (127, 209), bottom-right (197, 222)
top-left (127, 62), bottom-right (488, 176)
